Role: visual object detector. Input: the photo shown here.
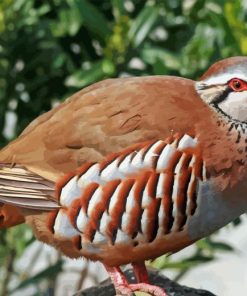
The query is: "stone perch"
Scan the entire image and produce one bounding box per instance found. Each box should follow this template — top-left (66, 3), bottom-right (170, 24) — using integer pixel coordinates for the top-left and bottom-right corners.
top-left (74, 268), bottom-right (216, 296)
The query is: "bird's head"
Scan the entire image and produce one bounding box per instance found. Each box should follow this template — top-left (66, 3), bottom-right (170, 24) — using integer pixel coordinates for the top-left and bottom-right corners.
top-left (196, 57), bottom-right (247, 123)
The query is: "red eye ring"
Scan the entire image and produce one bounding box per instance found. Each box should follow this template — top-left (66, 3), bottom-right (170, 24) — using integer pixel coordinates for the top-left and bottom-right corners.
top-left (229, 78), bottom-right (247, 92)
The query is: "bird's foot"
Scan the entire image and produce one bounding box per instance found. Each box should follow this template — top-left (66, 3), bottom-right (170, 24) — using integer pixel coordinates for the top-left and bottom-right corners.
top-left (116, 283), bottom-right (167, 296)
top-left (104, 263), bottom-right (167, 296)
top-left (115, 284), bottom-right (134, 296)
top-left (129, 282), bottom-right (167, 296)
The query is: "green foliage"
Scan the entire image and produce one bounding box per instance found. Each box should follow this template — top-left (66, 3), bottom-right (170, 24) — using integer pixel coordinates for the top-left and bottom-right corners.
top-left (0, 0), bottom-right (246, 294)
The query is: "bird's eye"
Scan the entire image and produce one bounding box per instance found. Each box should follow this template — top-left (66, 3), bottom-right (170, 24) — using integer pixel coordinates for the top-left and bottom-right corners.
top-left (229, 78), bottom-right (247, 92)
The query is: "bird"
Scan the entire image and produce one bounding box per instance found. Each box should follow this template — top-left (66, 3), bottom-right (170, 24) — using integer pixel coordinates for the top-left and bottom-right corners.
top-left (1, 56), bottom-right (247, 296)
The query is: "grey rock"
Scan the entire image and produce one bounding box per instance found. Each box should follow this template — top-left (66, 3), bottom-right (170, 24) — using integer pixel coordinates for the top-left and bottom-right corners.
top-left (74, 268), bottom-right (216, 296)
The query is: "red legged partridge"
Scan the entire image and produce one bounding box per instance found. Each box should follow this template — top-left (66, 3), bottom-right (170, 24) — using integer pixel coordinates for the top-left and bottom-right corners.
top-left (1, 56), bottom-right (247, 295)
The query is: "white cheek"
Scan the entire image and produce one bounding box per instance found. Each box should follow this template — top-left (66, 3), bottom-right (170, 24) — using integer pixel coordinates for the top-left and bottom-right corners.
top-left (218, 91), bottom-right (247, 121)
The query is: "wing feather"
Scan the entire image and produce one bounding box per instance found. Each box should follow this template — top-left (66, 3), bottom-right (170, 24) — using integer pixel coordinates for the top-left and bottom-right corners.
top-left (0, 165), bottom-right (59, 210)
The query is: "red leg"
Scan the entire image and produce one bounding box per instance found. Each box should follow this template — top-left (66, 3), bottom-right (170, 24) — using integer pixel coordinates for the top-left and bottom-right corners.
top-left (103, 264), bottom-right (133, 296)
top-left (132, 261), bottom-right (150, 283)
top-left (131, 262), bottom-right (168, 295)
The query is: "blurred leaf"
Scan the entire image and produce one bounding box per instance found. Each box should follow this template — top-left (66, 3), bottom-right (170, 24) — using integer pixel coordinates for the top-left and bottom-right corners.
top-left (65, 59), bottom-right (115, 88)
top-left (141, 46), bottom-right (181, 70)
top-left (153, 254), bottom-right (214, 270)
top-left (112, 0), bottom-right (125, 19)
top-left (224, 1), bottom-right (247, 54)
top-left (207, 241), bottom-right (234, 252)
top-left (181, 23), bottom-right (218, 76)
top-left (75, 0), bottom-right (111, 39)
top-left (128, 5), bottom-right (159, 47)
top-left (201, 238), bottom-right (234, 252)
top-left (233, 216), bottom-right (242, 226)
top-left (50, 7), bottom-right (82, 37)
top-left (10, 260), bottom-right (63, 292)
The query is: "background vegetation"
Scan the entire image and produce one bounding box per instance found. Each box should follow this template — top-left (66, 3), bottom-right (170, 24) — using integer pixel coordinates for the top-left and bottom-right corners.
top-left (0, 0), bottom-right (246, 295)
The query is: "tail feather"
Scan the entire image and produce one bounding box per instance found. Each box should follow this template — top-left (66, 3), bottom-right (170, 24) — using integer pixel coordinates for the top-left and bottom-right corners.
top-left (0, 165), bottom-right (60, 215)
